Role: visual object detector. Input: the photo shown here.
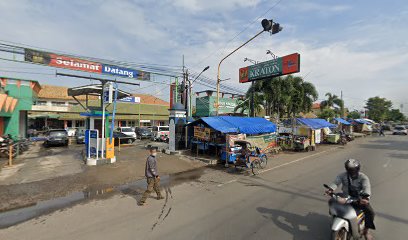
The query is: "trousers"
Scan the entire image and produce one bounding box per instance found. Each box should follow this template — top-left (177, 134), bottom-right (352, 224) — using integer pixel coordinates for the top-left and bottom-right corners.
top-left (140, 177), bottom-right (162, 203)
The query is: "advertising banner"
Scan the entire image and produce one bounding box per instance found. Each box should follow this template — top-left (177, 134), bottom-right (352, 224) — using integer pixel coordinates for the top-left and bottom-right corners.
top-left (194, 126), bottom-right (211, 141)
top-left (239, 53), bottom-right (300, 83)
top-left (246, 133), bottom-right (277, 152)
top-left (226, 134), bottom-right (246, 148)
top-left (24, 48), bottom-right (150, 80)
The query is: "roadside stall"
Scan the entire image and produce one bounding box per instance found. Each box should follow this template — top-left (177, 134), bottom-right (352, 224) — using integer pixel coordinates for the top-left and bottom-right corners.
top-left (188, 117), bottom-right (277, 165)
top-left (334, 118), bottom-right (353, 133)
top-left (296, 118), bottom-right (337, 147)
top-left (351, 119), bottom-right (372, 134)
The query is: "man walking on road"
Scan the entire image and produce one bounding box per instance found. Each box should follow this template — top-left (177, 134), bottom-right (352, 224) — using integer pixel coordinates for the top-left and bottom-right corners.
top-left (139, 147), bottom-right (164, 206)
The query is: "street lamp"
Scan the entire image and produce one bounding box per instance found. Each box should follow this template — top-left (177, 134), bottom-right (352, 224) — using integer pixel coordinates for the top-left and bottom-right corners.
top-left (216, 19), bottom-right (282, 115)
top-left (188, 66), bottom-right (210, 117)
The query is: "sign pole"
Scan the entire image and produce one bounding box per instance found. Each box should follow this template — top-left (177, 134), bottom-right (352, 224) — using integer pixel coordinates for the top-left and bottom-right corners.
top-left (216, 29), bottom-right (264, 116)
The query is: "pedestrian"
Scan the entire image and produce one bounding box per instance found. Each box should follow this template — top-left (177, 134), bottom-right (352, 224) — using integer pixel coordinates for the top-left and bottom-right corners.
top-left (379, 124), bottom-right (385, 136)
top-left (139, 147), bottom-right (163, 206)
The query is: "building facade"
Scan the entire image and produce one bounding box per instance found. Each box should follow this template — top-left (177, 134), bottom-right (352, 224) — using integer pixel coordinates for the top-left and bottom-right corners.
top-left (29, 85), bottom-right (169, 130)
top-left (0, 77), bottom-right (41, 138)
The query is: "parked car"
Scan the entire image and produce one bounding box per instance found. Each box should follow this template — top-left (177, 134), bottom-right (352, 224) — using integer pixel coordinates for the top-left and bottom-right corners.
top-left (117, 127), bottom-right (137, 138)
top-left (393, 126), bottom-right (408, 135)
top-left (75, 129), bottom-right (85, 144)
top-left (44, 129), bottom-right (69, 147)
top-left (151, 126), bottom-right (170, 141)
top-left (136, 127), bottom-right (152, 139)
top-left (113, 131), bottom-right (136, 145)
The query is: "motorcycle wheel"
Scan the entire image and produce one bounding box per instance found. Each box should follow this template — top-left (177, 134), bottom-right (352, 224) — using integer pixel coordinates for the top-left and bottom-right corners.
top-left (331, 228), bottom-right (350, 240)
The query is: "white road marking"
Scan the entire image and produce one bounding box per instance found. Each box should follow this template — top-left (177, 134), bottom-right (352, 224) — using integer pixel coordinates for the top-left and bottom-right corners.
top-left (217, 147), bottom-right (338, 187)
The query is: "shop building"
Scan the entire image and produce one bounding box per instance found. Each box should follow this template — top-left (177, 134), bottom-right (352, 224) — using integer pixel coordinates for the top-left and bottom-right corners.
top-left (0, 77), bottom-right (41, 137)
top-left (29, 85), bottom-right (169, 130)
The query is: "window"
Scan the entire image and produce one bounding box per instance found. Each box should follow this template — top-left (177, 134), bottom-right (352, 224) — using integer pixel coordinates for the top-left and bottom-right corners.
top-left (75, 120), bottom-right (85, 127)
top-left (128, 120), bottom-right (136, 126)
top-left (69, 102), bottom-right (79, 106)
top-left (51, 101), bottom-right (66, 106)
top-left (35, 101), bottom-right (47, 106)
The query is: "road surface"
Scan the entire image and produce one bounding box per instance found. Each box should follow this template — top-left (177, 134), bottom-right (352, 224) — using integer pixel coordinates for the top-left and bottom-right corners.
top-left (1, 135), bottom-right (407, 239)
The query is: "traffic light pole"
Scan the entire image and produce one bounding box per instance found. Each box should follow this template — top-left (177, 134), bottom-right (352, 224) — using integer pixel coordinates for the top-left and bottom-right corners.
top-left (216, 29), bottom-right (264, 116)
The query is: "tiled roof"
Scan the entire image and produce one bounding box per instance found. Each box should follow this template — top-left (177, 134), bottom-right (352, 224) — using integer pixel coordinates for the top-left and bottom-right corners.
top-left (132, 93), bottom-right (169, 106)
top-left (38, 85), bottom-right (94, 100)
top-left (312, 102), bottom-right (321, 109)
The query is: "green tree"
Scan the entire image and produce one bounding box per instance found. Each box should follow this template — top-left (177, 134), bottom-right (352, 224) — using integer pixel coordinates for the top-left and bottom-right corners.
top-left (318, 108), bottom-right (336, 120)
top-left (347, 110), bottom-right (361, 119)
top-left (320, 92), bottom-right (344, 116)
top-left (365, 96), bottom-right (392, 122)
top-left (387, 109), bottom-right (406, 122)
top-left (236, 75), bottom-right (318, 119)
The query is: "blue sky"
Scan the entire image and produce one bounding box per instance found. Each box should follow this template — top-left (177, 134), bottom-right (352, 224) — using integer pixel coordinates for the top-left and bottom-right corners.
top-left (0, 0), bottom-right (407, 113)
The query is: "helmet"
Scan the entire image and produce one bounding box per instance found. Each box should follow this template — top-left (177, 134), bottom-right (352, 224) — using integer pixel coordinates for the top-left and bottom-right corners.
top-left (345, 159), bottom-right (360, 179)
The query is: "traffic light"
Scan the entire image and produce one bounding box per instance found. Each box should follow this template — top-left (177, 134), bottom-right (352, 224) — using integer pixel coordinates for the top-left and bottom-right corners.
top-left (261, 19), bottom-right (273, 31)
top-left (272, 23), bottom-right (282, 34)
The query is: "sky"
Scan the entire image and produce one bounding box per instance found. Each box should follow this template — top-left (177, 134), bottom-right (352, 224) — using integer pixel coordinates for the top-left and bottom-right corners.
top-left (0, 0), bottom-right (407, 114)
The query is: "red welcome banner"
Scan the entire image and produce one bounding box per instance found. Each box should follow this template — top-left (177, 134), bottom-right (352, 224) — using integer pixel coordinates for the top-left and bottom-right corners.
top-left (49, 54), bottom-right (102, 73)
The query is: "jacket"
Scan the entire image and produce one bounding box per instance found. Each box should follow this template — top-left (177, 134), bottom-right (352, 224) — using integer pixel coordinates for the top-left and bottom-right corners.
top-left (145, 155), bottom-right (158, 178)
top-left (329, 172), bottom-right (371, 198)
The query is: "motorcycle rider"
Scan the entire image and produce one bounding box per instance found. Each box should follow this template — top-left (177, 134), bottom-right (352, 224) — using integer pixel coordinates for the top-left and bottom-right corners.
top-left (326, 159), bottom-right (375, 240)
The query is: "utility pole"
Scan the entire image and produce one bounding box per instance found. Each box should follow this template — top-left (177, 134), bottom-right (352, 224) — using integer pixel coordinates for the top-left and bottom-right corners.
top-left (341, 90), bottom-right (343, 117)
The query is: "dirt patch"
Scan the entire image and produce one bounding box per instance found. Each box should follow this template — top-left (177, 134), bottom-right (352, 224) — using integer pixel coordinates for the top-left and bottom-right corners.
top-left (0, 143), bottom-right (205, 212)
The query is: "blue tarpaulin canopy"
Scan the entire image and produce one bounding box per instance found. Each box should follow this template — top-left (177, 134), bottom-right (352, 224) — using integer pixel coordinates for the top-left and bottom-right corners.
top-left (191, 116), bottom-right (276, 134)
top-left (353, 119), bottom-right (372, 125)
top-left (297, 118), bottom-right (337, 130)
top-left (335, 118), bottom-right (351, 125)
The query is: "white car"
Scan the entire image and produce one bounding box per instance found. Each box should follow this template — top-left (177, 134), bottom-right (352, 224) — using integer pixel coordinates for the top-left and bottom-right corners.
top-left (151, 126), bottom-right (169, 141)
top-left (393, 126), bottom-right (408, 135)
top-left (118, 127), bottom-right (137, 138)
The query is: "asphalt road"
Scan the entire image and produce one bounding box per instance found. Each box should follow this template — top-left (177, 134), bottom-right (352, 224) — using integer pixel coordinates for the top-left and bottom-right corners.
top-left (1, 134), bottom-right (407, 240)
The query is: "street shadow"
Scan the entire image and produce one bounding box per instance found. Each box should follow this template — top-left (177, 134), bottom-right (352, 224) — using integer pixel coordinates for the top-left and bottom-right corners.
top-left (239, 177), bottom-right (408, 226)
top-left (257, 207), bottom-right (331, 240)
top-left (388, 153), bottom-right (408, 160)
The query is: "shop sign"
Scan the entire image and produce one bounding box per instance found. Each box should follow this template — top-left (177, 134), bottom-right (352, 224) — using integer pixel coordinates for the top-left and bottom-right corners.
top-left (24, 48), bottom-right (150, 80)
top-left (118, 96), bottom-right (141, 103)
top-left (239, 53), bottom-right (300, 83)
top-left (194, 126), bottom-right (211, 141)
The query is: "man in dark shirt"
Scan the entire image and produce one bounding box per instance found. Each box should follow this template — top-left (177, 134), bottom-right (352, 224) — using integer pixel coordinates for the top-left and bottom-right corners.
top-left (139, 148), bottom-right (163, 206)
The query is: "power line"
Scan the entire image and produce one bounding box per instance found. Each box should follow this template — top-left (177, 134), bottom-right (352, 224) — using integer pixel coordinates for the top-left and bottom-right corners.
top-left (192, 0), bottom-right (283, 68)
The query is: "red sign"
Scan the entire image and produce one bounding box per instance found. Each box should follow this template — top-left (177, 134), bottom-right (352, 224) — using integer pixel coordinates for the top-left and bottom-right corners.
top-left (282, 53), bottom-right (300, 75)
top-left (49, 54), bottom-right (102, 73)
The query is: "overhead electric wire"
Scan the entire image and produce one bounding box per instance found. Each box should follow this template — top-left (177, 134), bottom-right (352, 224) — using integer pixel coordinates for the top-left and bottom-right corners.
top-left (0, 41), bottom-right (184, 78)
top-left (192, 0), bottom-right (283, 68)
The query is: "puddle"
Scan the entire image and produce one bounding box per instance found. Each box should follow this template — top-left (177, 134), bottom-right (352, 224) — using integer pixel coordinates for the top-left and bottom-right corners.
top-left (0, 167), bottom-right (206, 229)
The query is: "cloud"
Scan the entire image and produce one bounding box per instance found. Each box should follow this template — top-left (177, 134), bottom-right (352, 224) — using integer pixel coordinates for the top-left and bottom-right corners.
top-left (168, 0), bottom-right (261, 12)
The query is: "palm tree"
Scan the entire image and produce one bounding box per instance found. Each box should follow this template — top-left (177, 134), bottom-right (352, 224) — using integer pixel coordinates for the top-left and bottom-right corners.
top-left (320, 92), bottom-right (344, 116)
top-left (234, 81), bottom-right (264, 116)
top-left (237, 74), bottom-right (318, 119)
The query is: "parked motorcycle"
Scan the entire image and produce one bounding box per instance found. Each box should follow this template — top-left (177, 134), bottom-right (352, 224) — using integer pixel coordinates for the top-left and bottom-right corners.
top-left (339, 135), bottom-right (348, 145)
top-left (324, 184), bottom-right (369, 240)
top-left (160, 134), bottom-right (169, 143)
